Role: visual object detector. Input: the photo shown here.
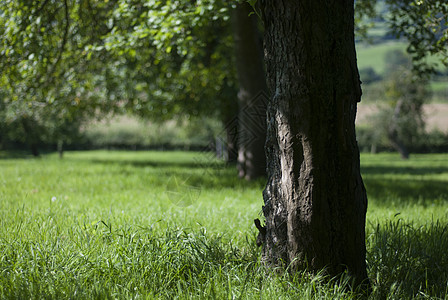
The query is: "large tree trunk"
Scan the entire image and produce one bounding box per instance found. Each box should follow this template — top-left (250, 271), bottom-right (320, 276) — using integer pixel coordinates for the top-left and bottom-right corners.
top-left (258, 0), bottom-right (369, 287)
top-left (233, 3), bottom-right (268, 180)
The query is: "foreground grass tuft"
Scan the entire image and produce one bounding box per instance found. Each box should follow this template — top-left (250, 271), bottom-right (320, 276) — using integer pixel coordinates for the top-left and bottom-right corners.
top-left (0, 204), bottom-right (354, 299)
top-left (368, 219), bottom-right (448, 299)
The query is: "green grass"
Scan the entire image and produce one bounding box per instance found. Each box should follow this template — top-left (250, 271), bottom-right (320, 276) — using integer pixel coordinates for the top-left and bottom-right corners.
top-left (1, 151), bottom-right (448, 299)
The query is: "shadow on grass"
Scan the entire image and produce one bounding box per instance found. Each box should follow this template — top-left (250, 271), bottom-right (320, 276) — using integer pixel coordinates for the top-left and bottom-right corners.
top-left (361, 164), bottom-right (448, 205)
top-left (0, 151), bottom-right (35, 159)
top-left (87, 158), bottom-right (212, 170)
top-left (83, 153), bottom-right (448, 194)
top-left (368, 219), bottom-right (448, 298)
top-left (363, 178), bottom-right (448, 204)
top-left (84, 156), bottom-right (266, 191)
top-left (362, 165), bottom-right (448, 176)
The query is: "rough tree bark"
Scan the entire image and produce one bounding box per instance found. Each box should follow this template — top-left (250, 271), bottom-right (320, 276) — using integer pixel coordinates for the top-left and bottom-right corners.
top-left (258, 0), bottom-right (369, 287)
top-left (233, 3), bottom-right (268, 180)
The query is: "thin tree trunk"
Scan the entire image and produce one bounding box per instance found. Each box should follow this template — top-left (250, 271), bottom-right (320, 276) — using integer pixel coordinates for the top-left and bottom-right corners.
top-left (258, 0), bottom-right (369, 287)
top-left (224, 117), bottom-right (238, 163)
top-left (218, 77), bottom-right (239, 163)
top-left (57, 139), bottom-right (64, 159)
top-left (233, 3), bottom-right (268, 180)
top-left (21, 118), bottom-right (40, 157)
top-left (31, 143), bottom-right (40, 157)
top-left (388, 99), bottom-right (409, 159)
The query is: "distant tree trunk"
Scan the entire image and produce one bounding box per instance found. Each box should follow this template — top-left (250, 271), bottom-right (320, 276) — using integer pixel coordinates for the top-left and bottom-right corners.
top-left (258, 0), bottom-right (369, 288)
top-left (388, 99), bottom-right (409, 159)
top-left (233, 2), bottom-right (268, 180)
top-left (217, 76), bottom-right (239, 163)
top-left (30, 143), bottom-right (40, 157)
top-left (57, 139), bottom-right (64, 159)
top-left (21, 118), bottom-right (40, 157)
top-left (224, 115), bottom-right (238, 163)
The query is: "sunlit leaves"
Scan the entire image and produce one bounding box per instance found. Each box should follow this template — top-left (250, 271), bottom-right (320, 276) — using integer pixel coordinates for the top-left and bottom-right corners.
top-left (0, 0), bottom-right (127, 150)
top-left (86, 0), bottom-right (238, 120)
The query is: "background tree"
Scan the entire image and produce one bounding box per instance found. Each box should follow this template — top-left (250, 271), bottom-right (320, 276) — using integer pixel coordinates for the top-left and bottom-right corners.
top-left (382, 50), bottom-right (430, 159)
top-left (1, 0), bottom-right (382, 177)
top-left (356, 1), bottom-right (447, 157)
top-left (90, 0), bottom-right (268, 178)
top-left (0, 95), bottom-right (86, 157)
top-left (233, 2), bottom-right (267, 179)
top-left (0, 0), bottom-right (124, 156)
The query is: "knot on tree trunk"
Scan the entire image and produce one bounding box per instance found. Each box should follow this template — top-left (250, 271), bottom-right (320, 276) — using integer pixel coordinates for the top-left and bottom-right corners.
top-left (254, 218), bottom-right (266, 247)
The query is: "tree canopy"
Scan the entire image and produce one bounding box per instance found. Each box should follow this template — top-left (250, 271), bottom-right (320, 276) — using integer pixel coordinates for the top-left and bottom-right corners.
top-left (0, 0), bottom-right (447, 155)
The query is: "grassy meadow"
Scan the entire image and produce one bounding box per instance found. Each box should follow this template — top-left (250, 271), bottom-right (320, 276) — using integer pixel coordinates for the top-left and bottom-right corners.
top-left (356, 41), bottom-right (408, 75)
top-left (1, 150), bottom-right (448, 299)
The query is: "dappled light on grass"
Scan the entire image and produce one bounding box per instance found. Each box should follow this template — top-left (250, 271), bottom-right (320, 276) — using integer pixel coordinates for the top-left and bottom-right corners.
top-left (0, 151), bottom-right (448, 298)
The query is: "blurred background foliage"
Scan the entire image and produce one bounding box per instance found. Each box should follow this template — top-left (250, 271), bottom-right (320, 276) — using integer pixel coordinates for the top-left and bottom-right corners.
top-left (0, 0), bottom-right (447, 158)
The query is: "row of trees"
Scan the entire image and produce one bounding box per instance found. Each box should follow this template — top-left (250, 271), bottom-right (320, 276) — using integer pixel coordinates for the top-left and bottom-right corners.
top-left (1, 1), bottom-right (445, 163)
top-left (1, 0), bottom-right (447, 289)
top-left (0, 0), bottom-right (269, 179)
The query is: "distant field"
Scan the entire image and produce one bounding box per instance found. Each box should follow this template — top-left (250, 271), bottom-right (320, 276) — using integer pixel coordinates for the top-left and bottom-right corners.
top-left (356, 41), bottom-right (408, 75)
top-left (357, 103), bottom-right (448, 132)
top-left (356, 41), bottom-right (448, 75)
top-left (1, 151), bottom-right (448, 299)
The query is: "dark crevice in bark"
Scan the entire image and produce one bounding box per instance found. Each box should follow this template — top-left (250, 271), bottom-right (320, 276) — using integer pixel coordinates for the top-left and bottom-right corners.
top-left (254, 218), bottom-right (266, 247)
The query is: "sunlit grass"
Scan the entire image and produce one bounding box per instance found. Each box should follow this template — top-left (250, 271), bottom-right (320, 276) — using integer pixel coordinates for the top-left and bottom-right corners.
top-left (1, 150), bottom-right (447, 299)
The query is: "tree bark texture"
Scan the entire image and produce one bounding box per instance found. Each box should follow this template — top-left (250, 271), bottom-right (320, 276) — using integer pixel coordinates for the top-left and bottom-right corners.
top-left (233, 3), bottom-right (268, 180)
top-left (259, 0), bottom-right (369, 286)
